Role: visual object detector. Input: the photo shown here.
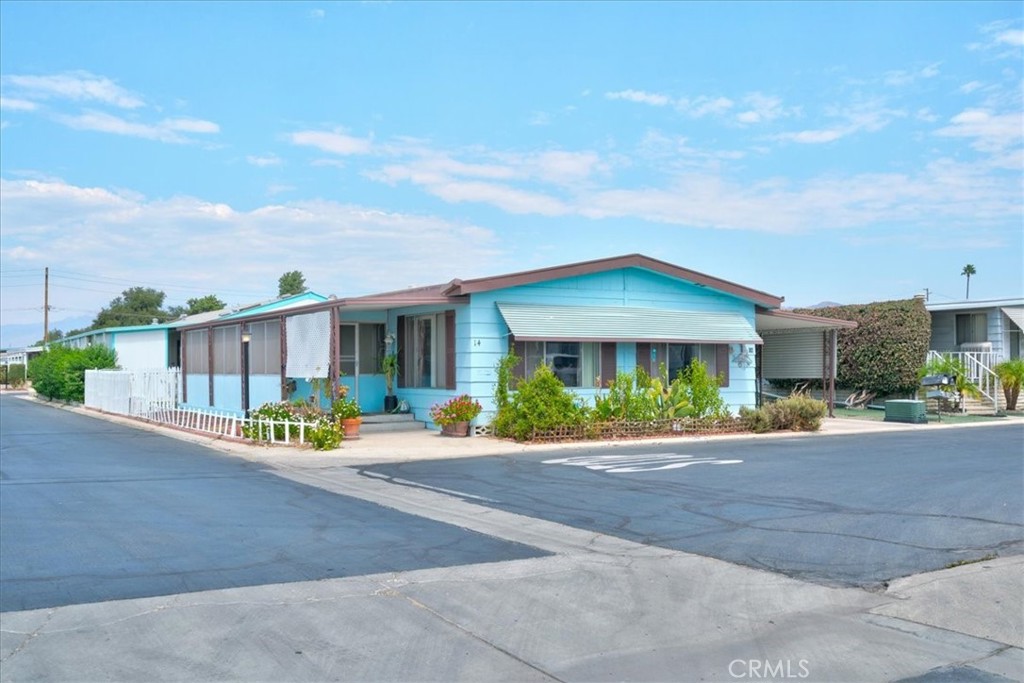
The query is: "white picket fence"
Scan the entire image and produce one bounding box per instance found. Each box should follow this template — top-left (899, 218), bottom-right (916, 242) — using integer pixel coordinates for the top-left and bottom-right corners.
top-left (85, 368), bottom-right (318, 446)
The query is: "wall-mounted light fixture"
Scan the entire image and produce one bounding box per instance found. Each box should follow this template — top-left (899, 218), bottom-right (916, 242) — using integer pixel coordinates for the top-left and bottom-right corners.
top-left (734, 344), bottom-right (754, 368)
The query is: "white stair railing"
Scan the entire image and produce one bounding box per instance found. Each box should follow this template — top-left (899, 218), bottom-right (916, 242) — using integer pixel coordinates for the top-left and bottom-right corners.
top-left (926, 351), bottom-right (1000, 412)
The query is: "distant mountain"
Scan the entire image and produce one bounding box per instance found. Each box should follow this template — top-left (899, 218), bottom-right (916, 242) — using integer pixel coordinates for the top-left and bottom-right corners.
top-left (0, 315), bottom-right (92, 350)
top-left (803, 301), bottom-right (843, 310)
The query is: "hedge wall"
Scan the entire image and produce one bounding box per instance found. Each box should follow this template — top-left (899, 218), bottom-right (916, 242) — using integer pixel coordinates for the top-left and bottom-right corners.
top-left (792, 298), bottom-right (931, 396)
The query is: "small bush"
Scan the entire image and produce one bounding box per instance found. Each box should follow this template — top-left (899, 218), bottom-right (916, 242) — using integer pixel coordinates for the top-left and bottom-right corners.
top-left (739, 406), bottom-right (774, 433)
top-left (307, 415), bottom-right (343, 450)
top-left (494, 364), bottom-right (586, 441)
top-left (6, 363), bottom-right (26, 388)
top-left (242, 402), bottom-right (304, 441)
top-left (740, 396), bottom-right (826, 432)
top-left (243, 401), bottom-right (342, 450)
top-left (593, 368), bottom-right (660, 421)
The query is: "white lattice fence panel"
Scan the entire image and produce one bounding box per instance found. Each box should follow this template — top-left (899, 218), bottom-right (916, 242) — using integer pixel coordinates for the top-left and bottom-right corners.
top-left (286, 311), bottom-right (331, 378)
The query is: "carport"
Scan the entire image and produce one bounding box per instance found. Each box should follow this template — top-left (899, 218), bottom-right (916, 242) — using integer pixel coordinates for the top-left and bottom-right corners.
top-left (755, 310), bottom-right (858, 416)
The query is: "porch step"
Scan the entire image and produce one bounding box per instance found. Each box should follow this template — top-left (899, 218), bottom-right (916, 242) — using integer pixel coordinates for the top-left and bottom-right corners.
top-left (359, 412), bottom-right (426, 433)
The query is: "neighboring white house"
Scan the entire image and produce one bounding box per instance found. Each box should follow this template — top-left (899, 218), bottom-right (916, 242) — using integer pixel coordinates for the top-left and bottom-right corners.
top-left (926, 298), bottom-right (1024, 363)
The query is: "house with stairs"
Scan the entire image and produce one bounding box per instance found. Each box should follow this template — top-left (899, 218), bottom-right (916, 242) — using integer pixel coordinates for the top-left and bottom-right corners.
top-left (926, 297), bottom-right (1023, 415)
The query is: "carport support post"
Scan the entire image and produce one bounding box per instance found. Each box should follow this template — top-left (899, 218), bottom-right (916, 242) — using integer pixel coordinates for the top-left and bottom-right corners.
top-left (241, 324), bottom-right (251, 418)
top-left (823, 329), bottom-right (836, 418)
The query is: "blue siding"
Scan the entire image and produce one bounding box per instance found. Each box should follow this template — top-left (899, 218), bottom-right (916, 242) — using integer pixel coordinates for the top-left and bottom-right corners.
top-left (249, 375), bottom-right (281, 411)
top-left (461, 268), bottom-right (760, 420)
top-left (214, 375), bottom-right (242, 413)
top-left (185, 374), bottom-right (210, 407)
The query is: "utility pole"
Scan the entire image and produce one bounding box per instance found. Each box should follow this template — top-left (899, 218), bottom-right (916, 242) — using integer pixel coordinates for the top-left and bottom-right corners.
top-left (43, 267), bottom-right (49, 346)
top-left (924, 288), bottom-right (930, 302)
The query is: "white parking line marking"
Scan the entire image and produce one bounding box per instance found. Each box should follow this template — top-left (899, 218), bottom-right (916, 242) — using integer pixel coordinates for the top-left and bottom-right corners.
top-left (542, 453), bottom-right (743, 473)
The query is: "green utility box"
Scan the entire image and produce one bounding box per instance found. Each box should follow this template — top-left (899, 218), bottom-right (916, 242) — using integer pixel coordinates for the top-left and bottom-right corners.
top-left (884, 400), bottom-right (927, 424)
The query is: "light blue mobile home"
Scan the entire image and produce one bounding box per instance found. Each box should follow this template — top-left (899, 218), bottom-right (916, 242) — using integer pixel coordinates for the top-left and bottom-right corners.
top-left (179, 255), bottom-right (848, 429)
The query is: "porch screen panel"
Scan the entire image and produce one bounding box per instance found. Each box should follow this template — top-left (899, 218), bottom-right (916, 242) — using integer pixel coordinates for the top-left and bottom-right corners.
top-left (286, 311), bottom-right (331, 378)
top-left (213, 326), bottom-right (240, 374)
top-left (249, 321), bottom-right (280, 375)
top-left (185, 330), bottom-right (209, 373)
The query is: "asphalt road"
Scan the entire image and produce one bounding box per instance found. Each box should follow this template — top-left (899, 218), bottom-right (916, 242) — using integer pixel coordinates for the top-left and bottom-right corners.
top-left (0, 396), bottom-right (546, 612)
top-left (360, 425), bottom-right (1024, 587)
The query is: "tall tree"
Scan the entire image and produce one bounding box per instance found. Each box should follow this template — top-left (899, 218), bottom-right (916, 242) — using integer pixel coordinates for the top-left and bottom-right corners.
top-left (168, 294), bottom-right (226, 318)
top-left (278, 270), bottom-right (306, 297)
top-left (961, 264), bottom-right (976, 299)
top-left (92, 287), bottom-right (169, 328)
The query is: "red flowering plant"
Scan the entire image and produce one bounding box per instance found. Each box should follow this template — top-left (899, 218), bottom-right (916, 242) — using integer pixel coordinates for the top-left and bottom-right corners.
top-left (429, 394), bottom-right (483, 426)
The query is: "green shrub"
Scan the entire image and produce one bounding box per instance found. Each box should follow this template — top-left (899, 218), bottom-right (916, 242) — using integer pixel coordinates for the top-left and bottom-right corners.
top-left (779, 298), bottom-right (930, 396)
top-left (28, 345), bottom-right (117, 402)
top-left (494, 363), bottom-right (586, 441)
top-left (307, 415), bottom-right (343, 450)
top-left (994, 359), bottom-right (1024, 411)
top-left (739, 406), bottom-right (774, 433)
top-left (681, 359), bottom-right (729, 418)
top-left (740, 396), bottom-right (826, 432)
top-left (242, 402), bottom-right (304, 441)
top-left (7, 363), bottom-right (26, 388)
top-left (593, 368), bottom-right (660, 421)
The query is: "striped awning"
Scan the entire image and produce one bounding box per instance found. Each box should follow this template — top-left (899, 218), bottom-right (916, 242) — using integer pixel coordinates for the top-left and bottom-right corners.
top-left (496, 303), bottom-right (762, 344)
top-left (1002, 307), bottom-right (1024, 331)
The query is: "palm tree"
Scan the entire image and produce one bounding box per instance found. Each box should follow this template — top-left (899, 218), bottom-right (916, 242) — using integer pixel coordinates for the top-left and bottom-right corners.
top-left (961, 264), bottom-right (976, 299)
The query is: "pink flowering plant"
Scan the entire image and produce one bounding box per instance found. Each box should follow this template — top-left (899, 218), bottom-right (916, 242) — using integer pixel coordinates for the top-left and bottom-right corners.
top-left (429, 394), bottom-right (483, 426)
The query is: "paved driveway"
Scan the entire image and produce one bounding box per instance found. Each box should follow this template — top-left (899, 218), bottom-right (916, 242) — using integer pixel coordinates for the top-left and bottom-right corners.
top-left (0, 396), bottom-right (545, 612)
top-left (360, 425), bottom-right (1024, 587)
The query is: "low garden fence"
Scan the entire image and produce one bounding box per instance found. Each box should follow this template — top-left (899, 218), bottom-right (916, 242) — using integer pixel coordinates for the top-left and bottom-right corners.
top-left (528, 416), bottom-right (748, 443)
top-left (141, 404), bottom-right (320, 447)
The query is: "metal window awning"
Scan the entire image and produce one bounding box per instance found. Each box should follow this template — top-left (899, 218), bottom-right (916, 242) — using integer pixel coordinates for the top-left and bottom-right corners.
top-left (496, 303), bottom-right (762, 344)
top-left (1002, 307), bottom-right (1024, 331)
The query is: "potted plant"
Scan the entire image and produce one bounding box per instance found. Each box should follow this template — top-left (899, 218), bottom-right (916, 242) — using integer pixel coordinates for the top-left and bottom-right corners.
top-left (381, 354), bottom-right (400, 412)
top-left (332, 398), bottom-right (363, 439)
top-left (429, 394), bottom-right (482, 437)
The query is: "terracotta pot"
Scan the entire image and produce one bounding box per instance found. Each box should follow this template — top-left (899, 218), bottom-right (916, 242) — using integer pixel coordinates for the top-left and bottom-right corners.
top-left (441, 421), bottom-right (470, 437)
top-left (341, 417), bottom-right (362, 439)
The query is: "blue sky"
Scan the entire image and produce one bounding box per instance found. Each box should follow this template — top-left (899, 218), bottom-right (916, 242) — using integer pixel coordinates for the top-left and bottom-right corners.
top-left (1, 1), bottom-right (1021, 347)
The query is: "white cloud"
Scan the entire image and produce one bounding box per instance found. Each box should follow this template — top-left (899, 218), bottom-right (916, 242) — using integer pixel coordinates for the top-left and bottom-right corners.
top-left (935, 109), bottom-right (1023, 153)
top-left (774, 100), bottom-right (904, 144)
top-left (52, 111), bottom-right (219, 144)
top-left (0, 97), bottom-right (38, 111)
top-left (735, 92), bottom-right (786, 124)
top-left (247, 154), bottom-right (283, 167)
top-left (969, 21), bottom-right (1024, 55)
top-left (995, 29), bottom-right (1024, 47)
top-left (309, 8), bottom-right (325, 19)
top-left (883, 63), bottom-right (941, 86)
top-left (915, 108), bottom-right (938, 123)
top-left (528, 111), bottom-right (551, 126)
top-left (677, 95), bottom-right (734, 118)
top-left (290, 130), bottom-right (373, 155)
top-left (605, 89), bottom-right (671, 107)
top-left (161, 117), bottom-right (219, 134)
top-left (0, 177), bottom-right (503, 323)
top-left (959, 81), bottom-right (984, 94)
top-left (2, 71), bottom-right (144, 108)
